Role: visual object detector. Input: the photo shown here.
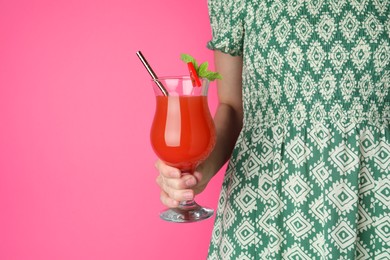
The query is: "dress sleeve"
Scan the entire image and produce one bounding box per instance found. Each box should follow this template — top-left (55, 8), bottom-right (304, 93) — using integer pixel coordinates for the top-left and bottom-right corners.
top-left (207, 0), bottom-right (245, 56)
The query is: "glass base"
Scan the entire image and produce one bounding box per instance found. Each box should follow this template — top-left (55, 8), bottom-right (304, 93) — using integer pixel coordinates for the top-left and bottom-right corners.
top-left (160, 200), bottom-right (213, 223)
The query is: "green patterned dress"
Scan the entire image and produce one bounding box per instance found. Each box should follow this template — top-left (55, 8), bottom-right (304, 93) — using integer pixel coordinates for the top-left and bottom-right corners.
top-left (207, 0), bottom-right (389, 259)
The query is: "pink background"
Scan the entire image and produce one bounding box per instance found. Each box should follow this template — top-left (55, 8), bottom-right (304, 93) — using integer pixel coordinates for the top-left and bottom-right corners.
top-left (0, 0), bottom-right (225, 259)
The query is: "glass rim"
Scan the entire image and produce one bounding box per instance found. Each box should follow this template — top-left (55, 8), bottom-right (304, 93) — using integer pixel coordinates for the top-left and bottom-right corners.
top-left (151, 75), bottom-right (209, 82)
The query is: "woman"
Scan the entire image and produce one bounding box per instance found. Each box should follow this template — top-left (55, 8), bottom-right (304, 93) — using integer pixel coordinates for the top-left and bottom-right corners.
top-left (156, 0), bottom-right (389, 258)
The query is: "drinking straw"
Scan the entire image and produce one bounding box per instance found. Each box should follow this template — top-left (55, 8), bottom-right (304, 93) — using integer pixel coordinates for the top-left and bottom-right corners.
top-left (136, 51), bottom-right (169, 96)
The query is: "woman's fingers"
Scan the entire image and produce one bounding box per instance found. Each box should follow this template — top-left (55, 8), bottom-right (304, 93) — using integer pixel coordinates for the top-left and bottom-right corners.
top-left (155, 160), bottom-right (180, 178)
top-left (158, 176), bottom-right (195, 202)
top-left (159, 190), bottom-right (179, 208)
top-left (166, 174), bottom-right (197, 190)
top-left (155, 160), bottom-right (199, 208)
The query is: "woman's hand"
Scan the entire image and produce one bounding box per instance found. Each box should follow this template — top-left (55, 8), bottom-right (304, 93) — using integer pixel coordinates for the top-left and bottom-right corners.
top-left (155, 160), bottom-right (209, 208)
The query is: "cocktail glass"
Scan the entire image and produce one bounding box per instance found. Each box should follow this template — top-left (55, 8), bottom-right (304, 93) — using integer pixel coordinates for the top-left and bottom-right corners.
top-left (150, 76), bottom-right (216, 223)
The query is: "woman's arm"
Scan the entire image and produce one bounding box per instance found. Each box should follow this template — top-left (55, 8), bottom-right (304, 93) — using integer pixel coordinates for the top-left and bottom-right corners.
top-left (155, 51), bottom-right (243, 208)
top-left (194, 51), bottom-right (243, 190)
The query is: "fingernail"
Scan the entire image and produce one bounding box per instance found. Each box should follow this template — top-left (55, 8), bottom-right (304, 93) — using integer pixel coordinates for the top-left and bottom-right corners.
top-left (171, 200), bottom-right (179, 207)
top-left (183, 191), bottom-right (193, 200)
top-left (185, 178), bottom-right (196, 187)
top-left (170, 171), bottom-right (180, 178)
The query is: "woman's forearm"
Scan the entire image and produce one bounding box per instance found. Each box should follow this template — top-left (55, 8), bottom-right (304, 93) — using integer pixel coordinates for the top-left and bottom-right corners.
top-left (199, 102), bottom-right (243, 178)
top-left (197, 51), bottom-right (243, 183)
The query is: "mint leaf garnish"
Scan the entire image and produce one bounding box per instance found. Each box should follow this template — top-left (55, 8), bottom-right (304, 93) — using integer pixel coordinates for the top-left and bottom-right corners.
top-left (198, 62), bottom-right (208, 76)
top-left (180, 54), bottom-right (198, 69)
top-left (180, 53), bottom-right (222, 81)
top-left (202, 71), bottom-right (222, 81)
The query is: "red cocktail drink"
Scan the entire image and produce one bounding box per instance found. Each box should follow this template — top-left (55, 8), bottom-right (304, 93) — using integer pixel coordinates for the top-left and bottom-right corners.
top-left (150, 76), bottom-right (216, 223)
top-left (151, 95), bottom-right (215, 171)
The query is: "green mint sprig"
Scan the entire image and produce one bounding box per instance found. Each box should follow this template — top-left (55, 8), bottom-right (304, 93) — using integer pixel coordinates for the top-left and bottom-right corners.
top-left (181, 54), bottom-right (222, 81)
